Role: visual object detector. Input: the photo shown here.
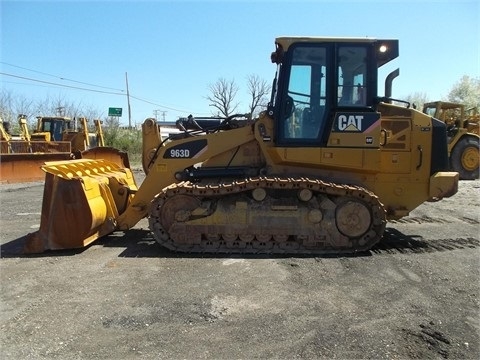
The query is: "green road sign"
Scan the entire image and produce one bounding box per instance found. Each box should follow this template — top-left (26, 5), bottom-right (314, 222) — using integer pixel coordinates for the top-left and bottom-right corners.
top-left (108, 107), bottom-right (122, 117)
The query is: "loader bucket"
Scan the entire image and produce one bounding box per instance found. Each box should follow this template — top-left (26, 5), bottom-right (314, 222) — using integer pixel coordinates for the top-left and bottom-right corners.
top-left (74, 146), bottom-right (130, 169)
top-left (23, 159), bottom-right (138, 253)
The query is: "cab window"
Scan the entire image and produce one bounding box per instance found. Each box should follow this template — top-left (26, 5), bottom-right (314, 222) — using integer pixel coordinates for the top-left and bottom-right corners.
top-left (337, 46), bottom-right (368, 106)
top-left (283, 46), bottom-right (328, 141)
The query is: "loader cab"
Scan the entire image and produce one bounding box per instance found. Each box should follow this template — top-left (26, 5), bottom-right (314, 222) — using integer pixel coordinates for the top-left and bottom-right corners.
top-left (36, 117), bottom-right (73, 141)
top-left (271, 37), bottom-right (398, 146)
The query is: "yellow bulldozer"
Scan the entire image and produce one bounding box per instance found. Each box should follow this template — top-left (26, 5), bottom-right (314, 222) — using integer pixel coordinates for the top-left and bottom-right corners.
top-left (31, 115), bottom-right (130, 164)
top-left (24, 36), bottom-right (458, 255)
top-left (423, 101), bottom-right (479, 180)
top-left (1, 115), bottom-right (73, 183)
top-left (0, 115), bottom-right (128, 183)
top-left (31, 116), bottom-right (103, 148)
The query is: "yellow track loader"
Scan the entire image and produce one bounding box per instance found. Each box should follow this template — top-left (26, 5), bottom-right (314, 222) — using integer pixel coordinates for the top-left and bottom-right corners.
top-left (24, 37), bottom-right (458, 255)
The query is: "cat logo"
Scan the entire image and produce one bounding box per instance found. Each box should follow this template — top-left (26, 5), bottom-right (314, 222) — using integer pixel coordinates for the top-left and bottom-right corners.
top-left (333, 112), bottom-right (381, 133)
top-left (338, 114), bottom-right (363, 131)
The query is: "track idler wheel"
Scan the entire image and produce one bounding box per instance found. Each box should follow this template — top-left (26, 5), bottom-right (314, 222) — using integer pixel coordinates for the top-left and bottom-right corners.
top-left (335, 198), bottom-right (372, 238)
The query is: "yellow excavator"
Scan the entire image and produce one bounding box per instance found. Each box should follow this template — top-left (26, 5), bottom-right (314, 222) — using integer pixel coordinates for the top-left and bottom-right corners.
top-left (25, 37), bottom-right (458, 255)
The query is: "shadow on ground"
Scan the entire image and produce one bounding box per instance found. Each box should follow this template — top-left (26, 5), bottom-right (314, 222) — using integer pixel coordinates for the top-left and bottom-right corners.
top-left (1, 227), bottom-right (478, 259)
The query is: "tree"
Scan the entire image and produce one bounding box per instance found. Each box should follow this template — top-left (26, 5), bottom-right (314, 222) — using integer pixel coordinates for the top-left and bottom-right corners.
top-left (206, 78), bottom-right (239, 117)
top-left (0, 89), bottom-right (16, 124)
top-left (36, 94), bottom-right (91, 123)
top-left (0, 89), bottom-right (35, 132)
top-left (103, 115), bottom-right (121, 146)
top-left (0, 90), bottom-right (105, 133)
top-left (26, 94), bottom-right (103, 132)
top-left (403, 92), bottom-right (430, 110)
top-left (246, 74), bottom-right (271, 118)
top-left (446, 75), bottom-right (480, 109)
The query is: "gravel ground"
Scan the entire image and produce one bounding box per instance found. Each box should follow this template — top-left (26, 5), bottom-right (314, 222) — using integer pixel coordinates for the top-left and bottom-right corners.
top-left (0, 172), bottom-right (479, 359)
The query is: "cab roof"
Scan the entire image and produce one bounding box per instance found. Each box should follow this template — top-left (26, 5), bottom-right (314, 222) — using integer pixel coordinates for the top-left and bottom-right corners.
top-left (275, 36), bottom-right (399, 67)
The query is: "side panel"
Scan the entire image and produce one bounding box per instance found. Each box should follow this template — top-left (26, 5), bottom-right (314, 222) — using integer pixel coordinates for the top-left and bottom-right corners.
top-left (373, 104), bottom-right (440, 217)
top-left (379, 117), bottom-right (412, 174)
top-left (329, 112), bottom-right (382, 147)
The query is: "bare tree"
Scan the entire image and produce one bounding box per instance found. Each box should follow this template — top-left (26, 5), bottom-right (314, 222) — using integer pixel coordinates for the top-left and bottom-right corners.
top-left (82, 105), bottom-right (104, 124)
top-left (206, 78), bottom-right (239, 117)
top-left (246, 74), bottom-right (271, 118)
top-left (14, 96), bottom-right (35, 119)
top-left (33, 94), bottom-right (104, 131)
top-left (0, 89), bottom-right (15, 123)
top-left (403, 92), bottom-right (430, 110)
top-left (1, 90), bottom-right (103, 133)
top-left (0, 89), bottom-right (35, 131)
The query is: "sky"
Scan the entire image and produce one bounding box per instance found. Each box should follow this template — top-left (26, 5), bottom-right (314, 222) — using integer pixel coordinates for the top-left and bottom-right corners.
top-left (1, 0), bottom-right (479, 126)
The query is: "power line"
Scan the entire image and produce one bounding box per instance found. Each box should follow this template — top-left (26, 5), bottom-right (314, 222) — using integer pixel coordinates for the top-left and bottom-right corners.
top-left (0, 71), bottom-right (209, 115)
top-left (0, 63), bottom-right (212, 115)
top-left (0, 72), bottom-right (125, 95)
top-left (129, 94), bottom-right (192, 113)
top-left (0, 62), bottom-right (125, 92)
top-left (0, 80), bottom-right (60, 88)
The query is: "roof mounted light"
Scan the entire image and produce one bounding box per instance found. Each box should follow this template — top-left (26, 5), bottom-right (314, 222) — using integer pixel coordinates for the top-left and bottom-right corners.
top-left (375, 40), bottom-right (399, 67)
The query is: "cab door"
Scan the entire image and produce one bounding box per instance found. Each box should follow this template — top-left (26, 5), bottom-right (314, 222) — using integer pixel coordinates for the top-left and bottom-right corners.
top-left (274, 42), bottom-right (382, 172)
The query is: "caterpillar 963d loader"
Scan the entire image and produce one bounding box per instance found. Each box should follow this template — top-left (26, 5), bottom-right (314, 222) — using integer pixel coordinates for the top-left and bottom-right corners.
top-left (24, 37), bottom-right (458, 254)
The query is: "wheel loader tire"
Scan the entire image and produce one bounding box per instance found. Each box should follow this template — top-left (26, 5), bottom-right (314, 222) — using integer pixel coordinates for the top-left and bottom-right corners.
top-left (450, 136), bottom-right (479, 180)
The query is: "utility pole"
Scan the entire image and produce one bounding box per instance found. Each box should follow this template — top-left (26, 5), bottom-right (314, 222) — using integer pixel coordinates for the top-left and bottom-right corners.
top-left (56, 107), bottom-right (65, 116)
top-left (125, 72), bottom-right (132, 128)
top-left (153, 110), bottom-right (167, 121)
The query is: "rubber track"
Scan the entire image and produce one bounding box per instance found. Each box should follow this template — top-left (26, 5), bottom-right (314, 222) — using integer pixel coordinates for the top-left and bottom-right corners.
top-left (148, 177), bottom-right (387, 255)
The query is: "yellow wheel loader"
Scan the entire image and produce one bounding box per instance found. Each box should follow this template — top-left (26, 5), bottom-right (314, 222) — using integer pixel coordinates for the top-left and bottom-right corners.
top-left (423, 101), bottom-right (479, 180)
top-left (24, 37), bottom-right (458, 255)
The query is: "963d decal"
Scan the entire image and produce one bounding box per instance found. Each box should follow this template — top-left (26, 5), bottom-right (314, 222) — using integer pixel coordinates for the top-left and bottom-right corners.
top-left (164, 139), bottom-right (208, 159)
